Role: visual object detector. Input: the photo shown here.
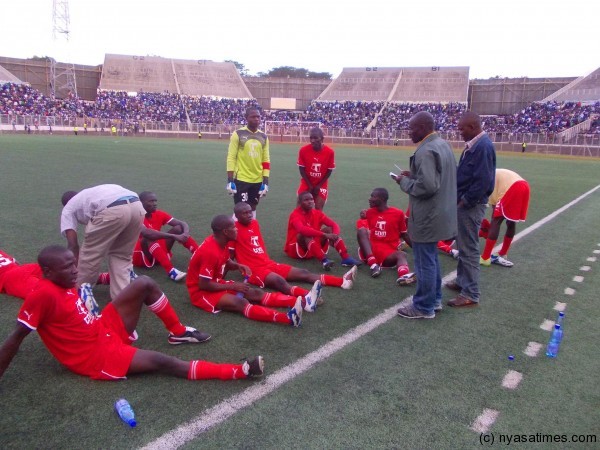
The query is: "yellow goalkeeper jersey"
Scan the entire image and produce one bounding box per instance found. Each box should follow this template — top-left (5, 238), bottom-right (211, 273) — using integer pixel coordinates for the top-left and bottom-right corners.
top-left (226, 126), bottom-right (270, 183)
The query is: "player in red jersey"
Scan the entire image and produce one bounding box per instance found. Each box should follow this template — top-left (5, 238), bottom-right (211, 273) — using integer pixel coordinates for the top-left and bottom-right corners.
top-left (186, 215), bottom-right (305, 327)
top-left (356, 188), bottom-right (416, 285)
top-left (0, 245), bottom-right (264, 382)
top-left (297, 128), bottom-right (336, 210)
top-left (285, 191), bottom-right (361, 271)
top-left (479, 169), bottom-right (530, 267)
top-left (230, 202), bottom-right (356, 305)
top-left (0, 249), bottom-right (110, 300)
top-left (133, 191), bottom-right (199, 282)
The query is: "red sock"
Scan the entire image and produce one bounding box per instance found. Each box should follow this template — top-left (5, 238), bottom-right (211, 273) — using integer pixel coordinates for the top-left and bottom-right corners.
top-left (183, 236), bottom-right (199, 253)
top-left (334, 238), bottom-right (349, 259)
top-left (481, 239), bottom-right (496, 260)
top-left (307, 239), bottom-right (326, 260)
top-left (320, 274), bottom-right (343, 287)
top-left (290, 286), bottom-right (309, 297)
top-left (147, 294), bottom-right (186, 335)
top-left (188, 360), bottom-right (246, 380)
top-left (243, 304), bottom-right (291, 325)
top-left (499, 236), bottom-right (513, 256)
top-left (366, 255), bottom-right (377, 266)
top-left (260, 292), bottom-right (297, 308)
top-left (96, 272), bottom-right (110, 285)
top-left (397, 265), bottom-right (409, 277)
top-left (149, 242), bottom-right (174, 274)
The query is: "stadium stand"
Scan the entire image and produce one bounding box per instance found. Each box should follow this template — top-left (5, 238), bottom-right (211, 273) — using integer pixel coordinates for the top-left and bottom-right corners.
top-left (542, 67), bottom-right (600, 103)
top-left (100, 54), bottom-right (252, 99)
top-left (318, 67), bottom-right (401, 102)
top-left (0, 64), bottom-right (23, 84)
top-left (390, 67), bottom-right (469, 103)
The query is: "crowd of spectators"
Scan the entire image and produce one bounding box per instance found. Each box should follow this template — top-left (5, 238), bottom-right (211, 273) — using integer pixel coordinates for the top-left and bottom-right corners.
top-left (374, 102), bottom-right (467, 133)
top-left (303, 100), bottom-right (384, 131)
top-left (481, 101), bottom-right (600, 134)
top-left (2, 82), bottom-right (600, 137)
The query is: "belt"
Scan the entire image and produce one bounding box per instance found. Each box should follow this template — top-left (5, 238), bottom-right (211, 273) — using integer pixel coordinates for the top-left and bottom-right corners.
top-left (107, 196), bottom-right (140, 208)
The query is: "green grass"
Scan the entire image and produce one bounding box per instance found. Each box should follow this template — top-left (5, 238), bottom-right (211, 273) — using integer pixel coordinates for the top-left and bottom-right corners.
top-left (0, 134), bottom-right (599, 449)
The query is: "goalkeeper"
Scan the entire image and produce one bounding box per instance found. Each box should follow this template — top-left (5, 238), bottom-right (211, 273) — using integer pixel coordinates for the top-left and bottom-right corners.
top-left (226, 107), bottom-right (270, 218)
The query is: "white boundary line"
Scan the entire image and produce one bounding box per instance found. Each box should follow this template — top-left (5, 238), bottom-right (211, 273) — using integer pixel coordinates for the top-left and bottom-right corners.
top-left (142, 184), bottom-right (600, 450)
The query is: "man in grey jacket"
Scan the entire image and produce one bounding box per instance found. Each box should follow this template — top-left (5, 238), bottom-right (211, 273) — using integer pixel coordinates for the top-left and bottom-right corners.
top-left (393, 111), bottom-right (457, 319)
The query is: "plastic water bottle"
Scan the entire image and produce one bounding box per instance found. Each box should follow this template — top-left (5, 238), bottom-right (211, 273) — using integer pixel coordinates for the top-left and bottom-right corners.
top-left (236, 275), bottom-right (249, 298)
top-left (556, 311), bottom-right (565, 327)
top-left (545, 324), bottom-right (563, 358)
top-left (115, 399), bottom-right (136, 427)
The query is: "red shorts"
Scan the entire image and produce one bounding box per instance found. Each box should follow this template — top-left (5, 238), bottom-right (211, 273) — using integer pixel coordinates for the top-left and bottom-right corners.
top-left (190, 280), bottom-right (236, 313)
top-left (493, 180), bottom-right (530, 222)
top-left (247, 261), bottom-right (293, 288)
top-left (284, 241), bottom-right (330, 260)
top-left (133, 240), bottom-right (171, 268)
top-left (92, 303), bottom-right (137, 380)
top-left (297, 179), bottom-right (328, 201)
top-left (358, 241), bottom-right (398, 266)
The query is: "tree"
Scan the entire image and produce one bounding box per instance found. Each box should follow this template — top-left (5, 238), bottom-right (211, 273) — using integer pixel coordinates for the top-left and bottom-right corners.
top-left (260, 66), bottom-right (332, 80)
top-left (225, 60), bottom-right (249, 77)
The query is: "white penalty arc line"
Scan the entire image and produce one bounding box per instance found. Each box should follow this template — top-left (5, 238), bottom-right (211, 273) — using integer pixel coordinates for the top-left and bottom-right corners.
top-left (141, 183), bottom-right (600, 450)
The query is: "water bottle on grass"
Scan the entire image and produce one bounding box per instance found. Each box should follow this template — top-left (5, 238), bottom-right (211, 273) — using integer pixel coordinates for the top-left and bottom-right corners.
top-left (115, 399), bottom-right (136, 427)
top-left (545, 324), bottom-right (563, 358)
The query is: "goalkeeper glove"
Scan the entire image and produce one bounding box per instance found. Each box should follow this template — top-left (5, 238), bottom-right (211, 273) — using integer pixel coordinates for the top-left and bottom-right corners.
top-left (258, 183), bottom-right (269, 198)
top-left (226, 181), bottom-right (237, 195)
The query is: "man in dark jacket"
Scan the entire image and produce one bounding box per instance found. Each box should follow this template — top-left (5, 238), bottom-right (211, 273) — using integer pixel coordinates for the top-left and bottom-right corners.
top-left (446, 112), bottom-right (496, 307)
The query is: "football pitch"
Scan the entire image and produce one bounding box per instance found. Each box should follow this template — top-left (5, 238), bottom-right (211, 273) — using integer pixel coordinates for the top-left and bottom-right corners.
top-left (0, 134), bottom-right (599, 449)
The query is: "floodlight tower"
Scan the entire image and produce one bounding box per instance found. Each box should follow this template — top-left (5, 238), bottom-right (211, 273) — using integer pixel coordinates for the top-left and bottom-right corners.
top-left (51, 0), bottom-right (78, 99)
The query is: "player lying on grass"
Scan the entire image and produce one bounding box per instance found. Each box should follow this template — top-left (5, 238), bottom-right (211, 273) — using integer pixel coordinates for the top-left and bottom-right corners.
top-left (186, 215), bottom-right (306, 327)
top-left (356, 188), bottom-right (416, 286)
top-left (230, 202), bottom-right (357, 307)
top-left (0, 245), bottom-right (264, 381)
top-left (284, 191), bottom-right (361, 271)
top-left (478, 168), bottom-right (530, 267)
top-left (0, 248), bottom-right (111, 300)
top-left (133, 191), bottom-right (200, 282)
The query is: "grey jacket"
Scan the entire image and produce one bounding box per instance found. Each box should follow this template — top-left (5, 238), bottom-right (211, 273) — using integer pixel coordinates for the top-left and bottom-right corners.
top-left (399, 133), bottom-right (457, 243)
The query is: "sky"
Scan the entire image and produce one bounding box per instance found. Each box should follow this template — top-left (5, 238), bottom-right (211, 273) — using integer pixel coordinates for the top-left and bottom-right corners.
top-left (2, 0), bottom-right (598, 80)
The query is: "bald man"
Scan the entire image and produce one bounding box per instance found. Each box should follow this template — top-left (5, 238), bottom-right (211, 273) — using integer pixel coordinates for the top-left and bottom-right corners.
top-left (446, 112), bottom-right (496, 307)
top-left (393, 111), bottom-right (457, 319)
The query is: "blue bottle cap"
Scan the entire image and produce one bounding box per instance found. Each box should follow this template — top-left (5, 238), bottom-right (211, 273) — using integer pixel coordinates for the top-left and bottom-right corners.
top-left (508, 355), bottom-right (514, 361)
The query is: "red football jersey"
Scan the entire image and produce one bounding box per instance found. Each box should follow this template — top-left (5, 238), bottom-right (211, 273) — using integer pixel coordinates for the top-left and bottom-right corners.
top-left (297, 144), bottom-right (335, 187)
top-left (230, 220), bottom-right (272, 267)
top-left (143, 209), bottom-right (172, 231)
top-left (17, 279), bottom-right (107, 377)
top-left (186, 235), bottom-right (229, 296)
top-left (366, 207), bottom-right (406, 245)
top-left (0, 250), bottom-right (43, 298)
top-left (285, 207), bottom-right (340, 248)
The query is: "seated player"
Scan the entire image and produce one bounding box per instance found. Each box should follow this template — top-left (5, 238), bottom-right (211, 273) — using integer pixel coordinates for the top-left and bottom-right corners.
top-left (0, 245), bottom-right (264, 382)
top-left (186, 215), bottom-right (305, 327)
top-left (230, 203), bottom-right (356, 308)
top-left (356, 188), bottom-right (416, 286)
top-left (133, 191), bottom-right (199, 281)
top-left (0, 248), bottom-right (110, 300)
top-left (297, 127), bottom-right (335, 211)
top-left (479, 168), bottom-right (530, 267)
top-left (284, 191), bottom-right (361, 270)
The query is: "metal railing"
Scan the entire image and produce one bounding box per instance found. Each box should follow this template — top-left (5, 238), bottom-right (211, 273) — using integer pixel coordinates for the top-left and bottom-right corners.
top-left (2, 113), bottom-right (599, 150)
